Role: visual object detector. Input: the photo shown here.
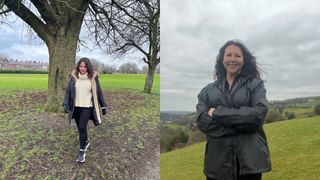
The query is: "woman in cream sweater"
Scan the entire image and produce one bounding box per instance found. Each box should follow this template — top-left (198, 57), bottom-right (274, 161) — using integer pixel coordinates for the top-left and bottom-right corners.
top-left (63, 57), bottom-right (107, 163)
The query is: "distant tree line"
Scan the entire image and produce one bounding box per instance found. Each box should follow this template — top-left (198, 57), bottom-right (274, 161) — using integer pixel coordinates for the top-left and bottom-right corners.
top-left (264, 104), bottom-right (320, 123)
top-left (81, 58), bottom-right (160, 74)
top-left (0, 55), bottom-right (160, 74)
top-left (269, 96), bottom-right (320, 108)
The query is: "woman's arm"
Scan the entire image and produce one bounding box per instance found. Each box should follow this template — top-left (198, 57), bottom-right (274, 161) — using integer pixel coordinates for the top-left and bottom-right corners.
top-left (196, 87), bottom-right (238, 137)
top-left (63, 78), bottom-right (72, 112)
top-left (212, 79), bottom-right (268, 133)
top-left (96, 77), bottom-right (107, 108)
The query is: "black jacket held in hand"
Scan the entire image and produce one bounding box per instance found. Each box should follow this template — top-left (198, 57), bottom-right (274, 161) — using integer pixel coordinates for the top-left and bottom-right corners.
top-left (63, 71), bottom-right (107, 126)
top-left (196, 75), bottom-right (271, 179)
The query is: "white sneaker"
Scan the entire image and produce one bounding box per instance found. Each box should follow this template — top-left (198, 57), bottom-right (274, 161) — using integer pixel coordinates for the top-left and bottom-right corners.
top-left (76, 149), bottom-right (86, 163)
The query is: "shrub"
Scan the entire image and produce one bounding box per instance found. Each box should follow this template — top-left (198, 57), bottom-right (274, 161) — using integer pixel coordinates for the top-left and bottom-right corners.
top-left (178, 130), bottom-right (189, 143)
top-left (286, 112), bottom-right (295, 120)
top-left (306, 112), bottom-right (314, 117)
top-left (0, 69), bottom-right (48, 74)
top-left (314, 104), bottom-right (320, 115)
top-left (278, 107), bottom-right (285, 114)
top-left (265, 108), bottom-right (285, 123)
top-left (187, 129), bottom-right (206, 145)
top-left (160, 125), bottom-right (190, 153)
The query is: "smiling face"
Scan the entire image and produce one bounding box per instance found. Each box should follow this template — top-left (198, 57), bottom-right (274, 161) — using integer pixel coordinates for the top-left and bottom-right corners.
top-left (79, 62), bottom-right (87, 75)
top-left (223, 45), bottom-right (244, 76)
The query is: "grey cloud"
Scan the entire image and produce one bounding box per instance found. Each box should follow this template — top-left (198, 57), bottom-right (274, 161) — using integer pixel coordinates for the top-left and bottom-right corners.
top-left (161, 0), bottom-right (320, 111)
top-left (0, 20), bottom-right (139, 65)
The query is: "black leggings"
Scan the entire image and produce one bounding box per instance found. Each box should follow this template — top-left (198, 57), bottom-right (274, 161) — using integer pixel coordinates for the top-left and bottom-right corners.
top-left (206, 173), bottom-right (262, 180)
top-left (73, 107), bottom-right (92, 149)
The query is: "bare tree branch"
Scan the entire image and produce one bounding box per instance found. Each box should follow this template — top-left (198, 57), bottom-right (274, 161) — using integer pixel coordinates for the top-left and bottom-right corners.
top-left (56, 0), bottom-right (86, 13)
top-left (85, 0), bottom-right (159, 93)
top-left (4, 0), bottom-right (51, 43)
top-left (30, 0), bottom-right (59, 25)
top-left (87, 0), bottom-right (157, 57)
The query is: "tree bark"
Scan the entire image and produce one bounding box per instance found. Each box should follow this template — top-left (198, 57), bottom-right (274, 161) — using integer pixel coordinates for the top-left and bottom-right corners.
top-left (144, 61), bottom-right (157, 93)
top-left (44, 35), bottom-right (78, 112)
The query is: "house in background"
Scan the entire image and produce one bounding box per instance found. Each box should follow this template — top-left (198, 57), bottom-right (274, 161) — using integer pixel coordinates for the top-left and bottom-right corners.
top-left (0, 58), bottom-right (48, 70)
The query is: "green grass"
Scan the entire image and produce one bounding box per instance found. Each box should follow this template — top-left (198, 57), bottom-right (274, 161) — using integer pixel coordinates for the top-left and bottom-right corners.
top-left (0, 74), bottom-right (47, 90)
top-left (101, 74), bottom-right (160, 94)
top-left (283, 107), bottom-right (313, 119)
top-left (160, 116), bottom-right (320, 180)
top-left (161, 141), bottom-right (205, 180)
top-left (0, 73), bottom-right (160, 94)
top-left (162, 123), bottom-right (185, 130)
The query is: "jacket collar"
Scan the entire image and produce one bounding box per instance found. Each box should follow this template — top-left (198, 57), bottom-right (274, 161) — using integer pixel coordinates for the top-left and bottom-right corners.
top-left (213, 74), bottom-right (253, 98)
top-left (71, 70), bottom-right (99, 79)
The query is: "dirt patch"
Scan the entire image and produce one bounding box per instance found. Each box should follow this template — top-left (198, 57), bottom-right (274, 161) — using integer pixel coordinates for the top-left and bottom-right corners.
top-left (131, 133), bottom-right (160, 180)
top-left (0, 90), bottom-right (47, 113)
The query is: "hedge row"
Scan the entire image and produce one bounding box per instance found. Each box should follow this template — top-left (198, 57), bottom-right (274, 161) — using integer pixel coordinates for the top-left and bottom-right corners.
top-left (0, 69), bottom-right (48, 74)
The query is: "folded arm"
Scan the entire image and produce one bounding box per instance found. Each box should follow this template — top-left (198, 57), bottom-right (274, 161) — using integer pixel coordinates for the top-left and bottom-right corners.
top-left (196, 88), bottom-right (238, 137)
top-left (212, 80), bottom-right (268, 133)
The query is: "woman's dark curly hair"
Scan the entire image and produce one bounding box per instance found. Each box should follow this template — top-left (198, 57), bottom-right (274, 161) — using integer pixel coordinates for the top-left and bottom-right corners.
top-left (75, 57), bottom-right (94, 79)
top-left (214, 40), bottom-right (261, 80)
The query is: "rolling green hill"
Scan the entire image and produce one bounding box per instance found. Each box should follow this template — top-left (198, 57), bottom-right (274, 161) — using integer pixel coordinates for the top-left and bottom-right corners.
top-left (160, 116), bottom-right (320, 180)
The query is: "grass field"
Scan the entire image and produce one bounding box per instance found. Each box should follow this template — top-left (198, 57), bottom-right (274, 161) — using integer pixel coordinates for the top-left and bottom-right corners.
top-left (0, 73), bottom-right (160, 94)
top-left (160, 116), bottom-right (320, 180)
top-left (162, 123), bottom-right (185, 130)
top-left (283, 107), bottom-right (314, 119)
top-left (0, 73), bottom-right (159, 179)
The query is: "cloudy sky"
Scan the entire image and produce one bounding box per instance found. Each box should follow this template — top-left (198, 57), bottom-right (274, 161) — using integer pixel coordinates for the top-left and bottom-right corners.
top-left (161, 0), bottom-right (320, 112)
top-left (0, 16), bottom-right (145, 67)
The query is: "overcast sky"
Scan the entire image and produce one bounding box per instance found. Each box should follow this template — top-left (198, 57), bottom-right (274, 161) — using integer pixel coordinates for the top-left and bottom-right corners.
top-left (0, 16), bottom-right (146, 68)
top-left (161, 0), bottom-right (320, 112)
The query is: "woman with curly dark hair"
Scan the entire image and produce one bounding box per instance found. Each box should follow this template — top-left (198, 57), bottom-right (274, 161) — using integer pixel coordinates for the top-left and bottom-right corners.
top-left (196, 40), bottom-right (271, 180)
top-left (63, 57), bottom-right (107, 163)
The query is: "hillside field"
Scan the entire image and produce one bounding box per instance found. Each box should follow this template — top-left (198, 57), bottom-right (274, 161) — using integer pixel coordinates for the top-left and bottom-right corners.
top-left (160, 116), bottom-right (320, 180)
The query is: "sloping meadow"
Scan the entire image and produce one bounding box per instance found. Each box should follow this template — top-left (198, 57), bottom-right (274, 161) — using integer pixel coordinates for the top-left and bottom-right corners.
top-left (160, 116), bottom-right (320, 179)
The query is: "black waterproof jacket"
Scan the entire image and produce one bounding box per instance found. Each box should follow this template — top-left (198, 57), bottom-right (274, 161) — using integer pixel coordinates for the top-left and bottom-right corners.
top-left (63, 71), bottom-right (107, 126)
top-left (196, 75), bottom-right (271, 179)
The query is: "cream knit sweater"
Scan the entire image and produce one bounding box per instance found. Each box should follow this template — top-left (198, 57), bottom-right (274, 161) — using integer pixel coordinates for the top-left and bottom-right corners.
top-left (75, 73), bottom-right (93, 107)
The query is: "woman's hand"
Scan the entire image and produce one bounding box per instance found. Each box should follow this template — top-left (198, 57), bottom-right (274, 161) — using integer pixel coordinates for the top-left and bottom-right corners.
top-left (63, 104), bottom-right (69, 113)
top-left (101, 107), bottom-right (107, 115)
top-left (208, 107), bottom-right (215, 117)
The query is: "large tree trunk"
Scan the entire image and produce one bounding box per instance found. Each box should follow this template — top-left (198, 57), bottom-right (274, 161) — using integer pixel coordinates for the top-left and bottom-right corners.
top-left (43, 6), bottom-right (88, 113)
top-left (144, 62), bottom-right (157, 94)
top-left (44, 33), bottom-right (79, 112)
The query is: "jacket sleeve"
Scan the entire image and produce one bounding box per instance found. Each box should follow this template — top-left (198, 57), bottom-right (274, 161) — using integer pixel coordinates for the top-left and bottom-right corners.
top-left (196, 87), bottom-right (238, 137)
top-left (63, 78), bottom-right (72, 107)
top-left (96, 77), bottom-right (107, 108)
top-left (212, 79), bottom-right (268, 133)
